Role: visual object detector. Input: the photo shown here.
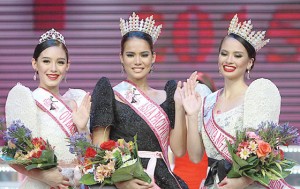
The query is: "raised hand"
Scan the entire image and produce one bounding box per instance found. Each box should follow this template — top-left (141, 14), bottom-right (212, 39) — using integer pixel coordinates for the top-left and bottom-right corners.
top-left (179, 77), bottom-right (202, 116)
top-left (174, 71), bottom-right (198, 107)
top-left (72, 92), bottom-right (91, 132)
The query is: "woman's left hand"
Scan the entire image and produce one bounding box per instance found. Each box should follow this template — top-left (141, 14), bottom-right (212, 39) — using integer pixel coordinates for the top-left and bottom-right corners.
top-left (217, 177), bottom-right (253, 189)
top-left (174, 71), bottom-right (198, 106)
top-left (72, 92), bottom-right (91, 132)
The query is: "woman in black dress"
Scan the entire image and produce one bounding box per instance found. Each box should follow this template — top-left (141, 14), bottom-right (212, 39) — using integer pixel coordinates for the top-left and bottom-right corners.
top-left (90, 12), bottom-right (189, 189)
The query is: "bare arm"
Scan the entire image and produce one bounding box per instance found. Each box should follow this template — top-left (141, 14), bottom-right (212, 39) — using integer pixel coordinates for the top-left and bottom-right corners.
top-left (92, 126), bottom-right (110, 146)
top-left (186, 114), bottom-right (205, 163)
top-left (180, 77), bottom-right (205, 163)
top-left (169, 81), bottom-right (187, 157)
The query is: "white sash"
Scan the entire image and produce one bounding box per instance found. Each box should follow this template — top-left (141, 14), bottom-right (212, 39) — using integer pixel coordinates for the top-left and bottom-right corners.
top-left (113, 81), bottom-right (171, 167)
top-left (32, 88), bottom-right (77, 137)
top-left (203, 92), bottom-right (295, 189)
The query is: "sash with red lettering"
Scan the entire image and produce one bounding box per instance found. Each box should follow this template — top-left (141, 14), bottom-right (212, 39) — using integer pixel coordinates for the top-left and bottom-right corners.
top-left (202, 91), bottom-right (295, 189)
top-left (32, 88), bottom-right (77, 137)
top-left (113, 80), bottom-right (171, 167)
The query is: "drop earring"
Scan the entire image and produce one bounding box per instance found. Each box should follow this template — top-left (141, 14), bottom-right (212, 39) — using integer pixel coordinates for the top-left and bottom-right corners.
top-left (149, 63), bottom-right (154, 73)
top-left (121, 64), bottom-right (125, 75)
top-left (33, 71), bottom-right (37, 81)
top-left (218, 68), bottom-right (222, 76)
top-left (247, 69), bottom-right (251, 80)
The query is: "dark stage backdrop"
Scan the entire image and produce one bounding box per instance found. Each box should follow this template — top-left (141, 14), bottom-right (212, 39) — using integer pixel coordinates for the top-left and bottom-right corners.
top-left (0, 0), bottom-right (299, 129)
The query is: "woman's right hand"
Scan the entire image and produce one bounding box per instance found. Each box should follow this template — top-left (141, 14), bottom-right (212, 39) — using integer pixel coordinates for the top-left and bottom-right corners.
top-left (115, 179), bottom-right (154, 189)
top-left (40, 167), bottom-right (70, 188)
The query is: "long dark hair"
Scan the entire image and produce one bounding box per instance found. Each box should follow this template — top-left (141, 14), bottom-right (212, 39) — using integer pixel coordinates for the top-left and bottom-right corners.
top-left (120, 31), bottom-right (154, 54)
top-left (219, 33), bottom-right (256, 70)
top-left (33, 39), bottom-right (69, 62)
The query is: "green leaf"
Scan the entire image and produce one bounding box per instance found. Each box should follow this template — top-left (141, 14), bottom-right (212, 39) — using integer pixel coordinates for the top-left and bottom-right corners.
top-left (227, 169), bottom-right (241, 178)
top-left (40, 150), bottom-right (56, 163)
top-left (233, 154), bottom-right (249, 167)
top-left (111, 161), bottom-right (151, 184)
top-left (248, 172), bottom-right (270, 186)
top-left (265, 170), bottom-right (281, 180)
top-left (80, 174), bottom-right (98, 185)
top-left (275, 162), bottom-right (282, 172)
top-left (279, 170), bottom-right (291, 179)
top-left (25, 162), bottom-right (57, 170)
top-left (261, 169), bottom-right (266, 177)
top-left (240, 158), bottom-right (259, 172)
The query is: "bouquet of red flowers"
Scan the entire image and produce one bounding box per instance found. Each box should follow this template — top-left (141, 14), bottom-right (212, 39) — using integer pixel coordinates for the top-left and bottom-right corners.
top-left (68, 133), bottom-right (151, 186)
top-left (0, 120), bottom-right (57, 170)
top-left (226, 121), bottom-right (299, 186)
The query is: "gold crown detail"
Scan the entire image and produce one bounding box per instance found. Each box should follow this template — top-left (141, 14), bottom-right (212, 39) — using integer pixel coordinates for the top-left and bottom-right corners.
top-left (39, 28), bottom-right (66, 45)
top-left (120, 12), bottom-right (162, 44)
top-left (228, 14), bottom-right (269, 51)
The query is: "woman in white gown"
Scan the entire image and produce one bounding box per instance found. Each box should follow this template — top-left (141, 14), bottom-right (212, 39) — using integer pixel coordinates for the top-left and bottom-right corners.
top-left (5, 29), bottom-right (91, 188)
top-left (180, 14), bottom-right (294, 189)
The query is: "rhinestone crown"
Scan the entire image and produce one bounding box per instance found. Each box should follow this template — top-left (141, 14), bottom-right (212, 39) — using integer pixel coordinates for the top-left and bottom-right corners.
top-left (228, 14), bottom-right (269, 51)
top-left (39, 28), bottom-right (66, 45)
top-left (120, 12), bottom-right (162, 44)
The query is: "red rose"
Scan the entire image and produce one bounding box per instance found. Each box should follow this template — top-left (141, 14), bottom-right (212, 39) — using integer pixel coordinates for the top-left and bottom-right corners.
top-left (100, 140), bottom-right (117, 150)
top-left (85, 147), bottom-right (97, 158)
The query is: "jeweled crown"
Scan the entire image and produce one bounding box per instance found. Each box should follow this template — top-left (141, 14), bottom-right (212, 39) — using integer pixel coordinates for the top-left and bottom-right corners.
top-left (228, 14), bottom-right (269, 51)
top-left (39, 28), bottom-right (66, 45)
top-left (120, 12), bottom-right (162, 44)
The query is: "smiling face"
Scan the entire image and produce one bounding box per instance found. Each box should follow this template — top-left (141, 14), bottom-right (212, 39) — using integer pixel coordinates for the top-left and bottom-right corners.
top-left (218, 36), bottom-right (253, 81)
top-left (120, 37), bottom-right (156, 82)
top-left (32, 45), bottom-right (69, 91)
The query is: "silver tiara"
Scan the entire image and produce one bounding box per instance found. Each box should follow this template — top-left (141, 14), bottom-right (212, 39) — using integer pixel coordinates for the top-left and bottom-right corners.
top-left (120, 12), bottom-right (162, 44)
top-left (39, 28), bottom-right (66, 45)
top-left (228, 14), bottom-right (270, 52)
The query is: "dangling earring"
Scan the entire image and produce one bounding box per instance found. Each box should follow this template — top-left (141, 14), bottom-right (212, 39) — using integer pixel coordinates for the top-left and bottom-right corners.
top-left (247, 69), bottom-right (251, 80)
top-left (218, 68), bottom-right (222, 76)
top-left (149, 63), bottom-right (154, 73)
top-left (64, 75), bottom-right (67, 83)
top-left (121, 64), bottom-right (125, 75)
top-left (33, 71), bottom-right (37, 81)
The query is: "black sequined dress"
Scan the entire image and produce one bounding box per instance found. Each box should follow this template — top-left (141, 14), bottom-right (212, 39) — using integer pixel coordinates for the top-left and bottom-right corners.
top-left (90, 77), bottom-right (188, 189)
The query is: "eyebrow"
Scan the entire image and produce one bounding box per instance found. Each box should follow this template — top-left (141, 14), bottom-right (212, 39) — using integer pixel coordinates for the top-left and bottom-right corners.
top-left (221, 49), bottom-right (244, 54)
top-left (41, 57), bottom-right (66, 60)
top-left (125, 51), bottom-right (150, 54)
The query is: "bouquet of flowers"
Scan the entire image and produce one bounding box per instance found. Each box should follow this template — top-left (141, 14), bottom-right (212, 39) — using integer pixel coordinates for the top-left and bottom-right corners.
top-left (226, 121), bottom-right (299, 186)
top-left (68, 133), bottom-right (151, 186)
top-left (0, 120), bottom-right (57, 170)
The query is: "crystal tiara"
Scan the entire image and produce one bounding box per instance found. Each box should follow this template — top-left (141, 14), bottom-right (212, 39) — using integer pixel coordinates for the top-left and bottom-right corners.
top-left (39, 28), bottom-right (66, 45)
top-left (120, 12), bottom-right (162, 44)
top-left (228, 14), bottom-right (270, 51)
